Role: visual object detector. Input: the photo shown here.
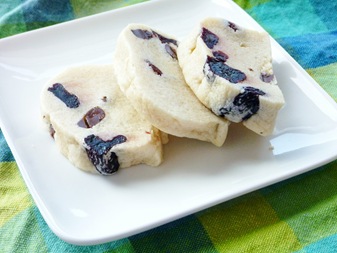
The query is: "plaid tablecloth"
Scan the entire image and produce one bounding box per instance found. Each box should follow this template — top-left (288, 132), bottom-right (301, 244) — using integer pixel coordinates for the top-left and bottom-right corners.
top-left (1, 0), bottom-right (337, 252)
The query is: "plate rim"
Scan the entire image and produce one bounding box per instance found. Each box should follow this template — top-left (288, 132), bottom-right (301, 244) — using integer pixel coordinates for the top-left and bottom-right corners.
top-left (1, 0), bottom-right (337, 246)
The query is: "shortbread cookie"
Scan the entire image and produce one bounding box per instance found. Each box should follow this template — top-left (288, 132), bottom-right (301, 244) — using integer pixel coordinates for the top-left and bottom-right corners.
top-left (41, 65), bottom-right (166, 175)
top-left (113, 24), bottom-right (229, 147)
top-left (177, 17), bottom-right (285, 136)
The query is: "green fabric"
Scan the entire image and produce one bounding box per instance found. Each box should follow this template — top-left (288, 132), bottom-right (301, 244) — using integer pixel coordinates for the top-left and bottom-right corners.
top-left (1, 0), bottom-right (337, 252)
top-left (307, 62), bottom-right (337, 102)
top-left (70, 0), bottom-right (147, 18)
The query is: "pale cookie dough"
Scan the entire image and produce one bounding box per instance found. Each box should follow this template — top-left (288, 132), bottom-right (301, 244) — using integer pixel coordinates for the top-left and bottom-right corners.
top-left (113, 23), bottom-right (229, 147)
top-left (177, 17), bottom-right (285, 136)
top-left (41, 65), bottom-right (166, 175)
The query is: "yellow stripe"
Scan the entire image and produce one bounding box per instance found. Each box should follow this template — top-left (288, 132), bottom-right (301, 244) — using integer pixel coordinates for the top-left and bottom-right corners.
top-left (0, 162), bottom-right (33, 227)
top-left (197, 192), bottom-right (302, 252)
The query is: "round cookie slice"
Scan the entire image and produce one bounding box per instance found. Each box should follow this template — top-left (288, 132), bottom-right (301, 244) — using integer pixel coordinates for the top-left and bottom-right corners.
top-left (113, 24), bottom-right (229, 147)
top-left (177, 17), bottom-right (285, 136)
top-left (41, 65), bottom-right (166, 175)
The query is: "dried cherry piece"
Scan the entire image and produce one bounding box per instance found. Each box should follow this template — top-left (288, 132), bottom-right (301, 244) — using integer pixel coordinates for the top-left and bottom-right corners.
top-left (153, 31), bottom-right (178, 46)
top-left (145, 60), bottom-right (162, 76)
top-left (48, 83), bottom-right (80, 108)
top-left (228, 21), bottom-right (239, 32)
top-left (49, 124), bottom-right (55, 138)
top-left (131, 29), bottom-right (153, 40)
top-left (78, 106), bottom-right (105, 128)
top-left (204, 56), bottom-right (246, 83)
top-left (201, 28), bottom-right (219, 49)
top-left (212, 51), bottom-right (228, 62)
top-left (165, 44), bottom-right (177, 59)
top-left (260, 73), bottom-right (275, 83)
top-left (84, 134), bottom-right (127, 175)
top-left (218, 86), bottom-right (266, 121)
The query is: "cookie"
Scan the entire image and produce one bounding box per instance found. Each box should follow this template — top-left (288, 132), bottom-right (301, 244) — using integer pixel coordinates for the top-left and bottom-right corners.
top-left (177, 17), bottom-right (284, 135)
top-left (41, 65), bottom-right (166, 175)
top-left (113, 23), bottom-right (229, 147)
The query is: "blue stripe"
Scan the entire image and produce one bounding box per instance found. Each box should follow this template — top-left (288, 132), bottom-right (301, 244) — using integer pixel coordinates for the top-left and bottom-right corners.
top-left (296, 233), bottom-right (337, 253)
top-left (247, 0), bottom-right (328, 38)
top-left (0, 0), bottom-right (25, 24)
top-left (130, 214), bottom-right (217, 253)
top-left (277, 30), bottom-right (337, 69)
top-left (309, 0), bottom-right (337, 30)
top-left (0, 129), bottom-right (15, 162)
top-left (21, 0), bottom-right (75, 23)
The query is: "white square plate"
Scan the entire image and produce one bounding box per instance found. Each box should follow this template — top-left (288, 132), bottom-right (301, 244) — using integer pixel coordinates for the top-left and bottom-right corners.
top-left (1, 0), bottom-right (337, 246)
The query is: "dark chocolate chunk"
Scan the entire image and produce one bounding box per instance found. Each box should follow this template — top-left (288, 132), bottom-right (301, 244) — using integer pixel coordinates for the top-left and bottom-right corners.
top-left (131, 29), bottom-right (153, 40)
top-left (165, 44), bottom-right (177, 59)
top-left (145, 60), bottom-right (163, 76)
top-left (153, 31), bottom-right (178, 46)
top-left (212, 51), bottom-right (229, 62)
top-left (218, 86), bottom-right (266, 121)
top-left (228, 21), bottom-right (239, 32)
top-left (201, 28), bottom-right (219, 49)
top-left (78, 106), bottom-right (105, 128)
top-left (260, 73), bottom-right (275, 83)
top-left (48, 83), bottom-right (80, 108)
top-left (204, 56), bottom-right (246, 83)
top-left (84, 134), bottom-right (127, 175)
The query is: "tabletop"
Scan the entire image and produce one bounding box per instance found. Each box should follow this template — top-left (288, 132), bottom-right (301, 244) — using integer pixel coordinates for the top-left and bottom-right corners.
top-left (1, 0), bottom-right (337, 252)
